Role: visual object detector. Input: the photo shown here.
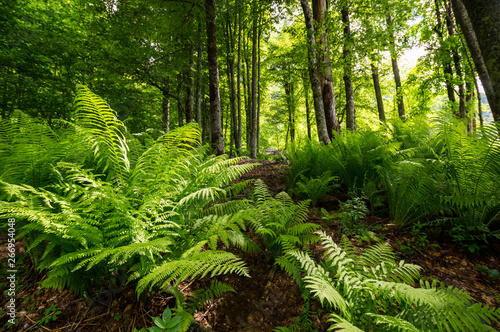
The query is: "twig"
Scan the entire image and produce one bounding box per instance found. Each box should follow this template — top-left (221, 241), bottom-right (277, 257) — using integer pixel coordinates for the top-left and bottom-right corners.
top-left (130, 313), bottom-right (137, 332)
top-left (24, 314), bottom-right (52, 331)
top-left (71, 305), bottom-right (91, 331)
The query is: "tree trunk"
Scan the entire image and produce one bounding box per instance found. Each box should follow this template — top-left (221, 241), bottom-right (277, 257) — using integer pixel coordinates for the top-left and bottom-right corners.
top-left (285, 79), bottom-right (295, 146)
top-left (445, 1), bottom-right (467, 119)
top-left (177, 73), bottom-right (185, 127)
top-left (451, 0), bottom-right (500, 121)
top-left (162, 79), bottom-right (171, 132)
top-left (257, 21), bottom-right (262, 153)
top-left (236, 5), bottom-right (242, 155)
top-left (371, 63), bottom-right (385, 122)
top-left (250, 14), bottom-right (258, 159)
top-left (312, 0), bottom-right (340, 138)
top-left (225, 14), bottom-right (237, 157)
top-left (300, 0), bottom-right (331, 144)
top-left (196, 22), bottom-right (203, 126)
top-left (386, 14), bottom-right (406, 120)
top-left (303, 72), bottom-right (312, 139)
top-left (342, 6), bottom-right (356, 131)
top-left (434, 0), bottom-right (457, 103)
top-left (205, 0), bottom-right (224, 155)
top-left (185, 45), bottom-right (195, 123)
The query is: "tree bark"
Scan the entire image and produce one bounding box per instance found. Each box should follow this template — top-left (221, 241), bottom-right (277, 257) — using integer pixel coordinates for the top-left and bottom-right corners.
top-left (303, 72), bottom-right (312, 139)
top-left (312, 0), bottom-right (340, 138)
top-left (371, 63), bottom-right (385, 122)
top-left (445, 1), bottom-right (467, 119)
top-left (177, 73), bottom-right (185, 127)
top-left (434, 0), bottom-right (457, 103)
top-left (236, 4), bottom-right (242, 155)
top-left (300, 0), bottom-right (331, 144)
top-left (162, 78), bottom-right (171, 132)
top-left (225, 13), bottom-right (237, 157)
top-left (250, 13), bottom-right (258, 159)
top-left (342, 6), bottom-right (356, 131)
top-left (257, 21), bottom-right (262, 153)
top-left (386, 14), bottom-right (406, 120)
top-left (196, 22), bottom-right (203, 126)
top-left (452, 0), bottom-right (500, 122)
top-left (205, 0), bottom-right (224, 155)
top-left (185, 47), bottom-right (195, 123)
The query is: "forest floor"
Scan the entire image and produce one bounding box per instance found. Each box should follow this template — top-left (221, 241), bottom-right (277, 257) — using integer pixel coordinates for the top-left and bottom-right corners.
top-left (1, 159), bottom-right (500, 331)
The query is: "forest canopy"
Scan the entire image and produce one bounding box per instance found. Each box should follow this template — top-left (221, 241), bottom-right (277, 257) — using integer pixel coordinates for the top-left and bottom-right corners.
top-left (1, 0), bottom-right (499, 153)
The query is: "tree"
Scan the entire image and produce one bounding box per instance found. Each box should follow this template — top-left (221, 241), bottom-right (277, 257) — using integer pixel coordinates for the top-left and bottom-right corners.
top-left (300, 0), bottom-right (331, 144)
top-left (205, 0), bottom-right (224, 155)
top-left (452, 0), bottom-right (500, 122)
top-left (312, 0), bottom-right (341, 138)
top-left (342, 2), bottom-right (356, 131)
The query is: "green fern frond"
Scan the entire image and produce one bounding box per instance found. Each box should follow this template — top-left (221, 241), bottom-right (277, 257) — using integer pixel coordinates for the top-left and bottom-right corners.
top-left (136, 250), bottom-right (249, 296)
top-left (252, 179), bottom-right (273, 203)
top-left (327, 314), bottom-right (363, 332)
top-left (303, 275), bottom-right (348, 315)
top-left (74, 85), bottom-right (130, 181)
top-left (365, 313), bottom-right (420, 332)
top-left (189, 280), bottom-right (236, 312)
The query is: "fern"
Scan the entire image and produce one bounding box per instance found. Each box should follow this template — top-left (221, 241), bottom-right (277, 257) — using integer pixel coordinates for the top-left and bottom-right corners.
top-left (74, 85), bottom-right (130, 182)
top-left (250, 180), bottom-right (319, 257)
top-left (187, 280), bottom-right (236, 312)
top-left (280, 231), bottom-right (500, 331)
top-left (0, 88), bottom-right (259, 298)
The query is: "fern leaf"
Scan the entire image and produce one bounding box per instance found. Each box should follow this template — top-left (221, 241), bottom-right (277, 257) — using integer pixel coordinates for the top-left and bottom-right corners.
top-left (327, 314), bottom-right (363, 332)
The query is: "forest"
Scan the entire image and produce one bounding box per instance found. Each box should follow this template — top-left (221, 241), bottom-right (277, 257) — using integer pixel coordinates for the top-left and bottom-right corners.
top-left (1, 0), bottom-right (500, 331)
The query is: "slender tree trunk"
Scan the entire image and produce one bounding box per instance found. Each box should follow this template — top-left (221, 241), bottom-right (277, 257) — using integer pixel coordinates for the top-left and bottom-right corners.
top-left (244, 33), bottom-right (252, 150)
top-left (300, 0), bottom-right (331, 144)
top-left (434, 0), bottom-right (457, 103)
top-left (185, 45), bottom-right (195, 123)
top-left (225, 14), bottom-right (237, 157)
top-left (312, 0), bottom-right (340, 138)
top-left (257, 21), bottom-right (262, 153)
top-left (202, 92), bottom-right (211, 142)
top-left (342, 6), bottom-right (356, 131)
top-left (196, 22), bottom-right (203, 126)
top-left (285, 78), bottom-right (295, 146)
top-left (205, 0), bottom-right (224, 155)
top-left (386, 14), bottom-right (406, 120)
top-left (303, 72), bottom-right (312, 139)
top-left (162, 79), bottom-right (171, 132)
top-left (177, 74), bottom-right (185, 127)
top-left (236, 4), bottom-right (242, 155)
top-left (371, 63), bottom-right (385, 122)
top-left (451, 0), bottom-right (500, 121)
top-left (445, 1), bottom-right (467, 119)
top-left (250, 13), bottom-right (258, 159)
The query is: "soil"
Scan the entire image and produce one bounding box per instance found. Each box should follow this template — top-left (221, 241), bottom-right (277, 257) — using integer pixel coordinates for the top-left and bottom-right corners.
top-left (1, 159), bottom-right (499, 331)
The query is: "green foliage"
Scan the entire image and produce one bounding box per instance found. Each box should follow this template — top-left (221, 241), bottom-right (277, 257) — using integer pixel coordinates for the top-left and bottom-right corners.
top-left (250, 179), bottom-right (320, 257)
top-left (36, 304), bottom-right (61, 328)
top-left (187, 281), bottom-right (235, 312)
top-left (289, 116), bottom-right (500, 250)
top-left (332, 194), bottom-right (369, 236)
top-left (0, 88), bottom-right (257, 297)
top-left (280, 231), bottom-right (500, 331)
top-left (133, 308), bottom-right (190, 332)
top-left (295, 171), bottom-right (339, 206)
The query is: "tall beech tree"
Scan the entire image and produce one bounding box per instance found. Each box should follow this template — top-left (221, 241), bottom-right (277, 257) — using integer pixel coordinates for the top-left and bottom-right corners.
top-left (312, 0), bottom-right (341, 138)
top-left (300, 0), bottom-right (331, 144)
top-left (341, 1), bottom-right (356, 131)
top-left (205, 0), bottom-right (224, 155)
top-left (386, 13), bottom-right (406, 120)
top-left (452, 0), bottom-right (500, 122)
